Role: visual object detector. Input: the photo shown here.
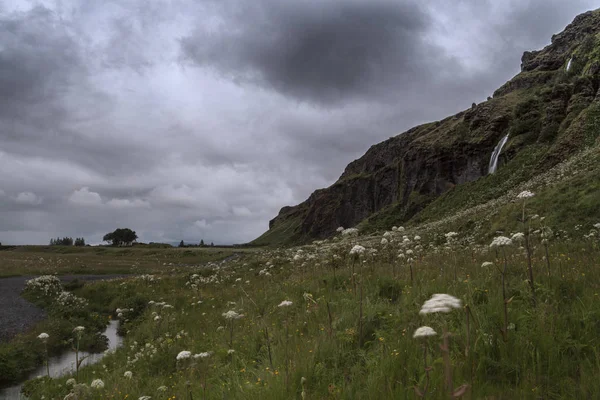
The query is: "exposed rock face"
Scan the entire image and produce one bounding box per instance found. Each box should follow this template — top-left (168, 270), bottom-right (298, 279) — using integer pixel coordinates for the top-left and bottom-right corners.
top-left (258, 9), bottom-right (600, 244)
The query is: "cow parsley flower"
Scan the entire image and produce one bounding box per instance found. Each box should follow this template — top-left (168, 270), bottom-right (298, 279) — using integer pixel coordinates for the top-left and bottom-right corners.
top-left (90, 379), bottom-right (105, 389)
top-left (490, 236), bottom-right (512, 248)
top-left (157, 386), bottom-right (168, 392)
top-left (381, 238), bottom-right (388, 245)
top-left (66, 378), bottom-right (76, 386)
top-left (481, 261), bottom-right (494, 268)
top-left (278, 300), bottom-right (293, 307)
top-left (222, 310), bottom-right (243, 320)
top-left (517, 190), bottom-right (534, 199)
top-left (124, 371), bottom-right (133, 379)
top-left (227, 349), bottom-right (235, 355)
top-left (336, 226), bottom-right (345, 232)
top-left (594, 223), bottom-right (600, 230)
top-left (73, 326), bottom-right (85, 333)
top-left (511, 232), bottom-right (525, 242)
top-left (176, 350), bottom-right (192, 360)
top-left (419, 294), bottom-right (462, 315)
top-left (413, 326), bottom-right (437, 338)
top-left (37, 332), bottom-right (49, 341)
top-left (193, 352), bottom-right (212, 359)
top-left (139, 396), bottom-right (152, 400)
top-left (349, 245), bottom-right (366, 255)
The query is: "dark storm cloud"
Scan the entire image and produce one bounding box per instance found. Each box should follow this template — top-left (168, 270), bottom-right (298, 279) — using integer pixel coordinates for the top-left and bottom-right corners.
top-left (180, 0), bottom-right (448, 104)
top-left (0, 6), bottom-right (81, 122)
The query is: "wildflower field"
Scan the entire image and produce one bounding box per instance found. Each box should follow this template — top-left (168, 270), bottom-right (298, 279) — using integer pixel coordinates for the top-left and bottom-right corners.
top-left (4, 200), bottom-right (600, 399)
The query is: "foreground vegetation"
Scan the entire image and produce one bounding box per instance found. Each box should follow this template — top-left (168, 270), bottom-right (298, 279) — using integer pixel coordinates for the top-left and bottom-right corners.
top-left (10, 203), bottom-right (600, 399)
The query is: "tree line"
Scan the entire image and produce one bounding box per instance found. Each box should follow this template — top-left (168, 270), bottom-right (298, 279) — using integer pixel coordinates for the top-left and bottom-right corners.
top-left (179, 239), bottom-right (214, 248)
top-left (49, 237), bottom-right (86, 246)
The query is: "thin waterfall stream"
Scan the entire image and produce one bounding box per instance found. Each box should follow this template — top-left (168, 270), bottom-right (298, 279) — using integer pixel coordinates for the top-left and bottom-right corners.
top-left (488, 134), bottom-right (509, 174)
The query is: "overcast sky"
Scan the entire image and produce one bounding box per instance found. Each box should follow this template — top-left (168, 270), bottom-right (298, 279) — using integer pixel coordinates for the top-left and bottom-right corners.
top-left (0, 0), bottom-right (597, 245)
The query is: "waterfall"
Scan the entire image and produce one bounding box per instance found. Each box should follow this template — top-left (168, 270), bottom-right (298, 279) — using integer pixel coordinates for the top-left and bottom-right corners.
top-left (488, 134), bottom-right (509, 174)
top-left (566, 57), bottom-right (573, 72)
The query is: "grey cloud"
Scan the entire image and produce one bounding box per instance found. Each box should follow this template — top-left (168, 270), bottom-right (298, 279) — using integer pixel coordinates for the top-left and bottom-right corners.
top-left (180, 0), bottom-right (443, 104)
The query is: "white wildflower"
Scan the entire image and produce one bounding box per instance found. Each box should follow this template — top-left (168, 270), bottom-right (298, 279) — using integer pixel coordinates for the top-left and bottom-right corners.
top-left (490, 236), bottom-right (513, 248)
top-left (517, 190), bottom-right (534, 199)
top-left (349, 245), bottom-right (366, 255)
top-left (124, 371), bottom-right (133, 379)
top-left (419, 293), bottom-right (462, 315)
top-left (222, 310), bottom-right (243, 320)
top-left (90, 379), bottom-right (104, 389)
top-left (510, 232), bottom-right (525, 242)
top-left (176, 350), bottom-right (192, 360)
top-left (66, 378), bottom-right (76, 386)
top-left (481, 261), bottom-right (494, 268)
top-left (278, 300), bottom-right (293, 307)
top-left (413, 326), bottom-right (437, 338)
top-left (37, 332), bottom-right (49, 341)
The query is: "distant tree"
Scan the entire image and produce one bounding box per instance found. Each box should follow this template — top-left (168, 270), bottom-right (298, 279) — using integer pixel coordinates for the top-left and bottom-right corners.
top-left (179, 240), bottom-right (185, 248)
top-left (103, 228), bottom-right (138, 246)
top-left (200, 239), bottom-right (205, 247)
top-left (210, 242), bottom-right (214, 247)
top-left (74, 237), bottom-right (86, 246)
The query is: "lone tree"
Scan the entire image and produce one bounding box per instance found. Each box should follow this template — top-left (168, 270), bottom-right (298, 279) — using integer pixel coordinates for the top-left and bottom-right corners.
top-left (200, 239), bottom-right (205, 247)
top-left (179, 240), bottom-right (185, 248)
top-left (103, 228), bottom-right (138, 246)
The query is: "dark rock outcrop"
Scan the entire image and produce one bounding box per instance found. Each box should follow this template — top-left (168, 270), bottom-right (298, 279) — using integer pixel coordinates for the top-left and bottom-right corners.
top-left (258, 9), bottom-right (600, 244)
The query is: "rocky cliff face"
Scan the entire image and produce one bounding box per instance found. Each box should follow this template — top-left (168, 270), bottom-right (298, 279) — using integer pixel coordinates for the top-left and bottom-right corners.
top-left (255, 9), bottom-right (600, 244)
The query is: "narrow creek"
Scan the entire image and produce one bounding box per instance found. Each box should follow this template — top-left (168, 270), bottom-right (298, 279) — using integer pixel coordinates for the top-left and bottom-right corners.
top-left (0, 320), bottom-right (122, 399)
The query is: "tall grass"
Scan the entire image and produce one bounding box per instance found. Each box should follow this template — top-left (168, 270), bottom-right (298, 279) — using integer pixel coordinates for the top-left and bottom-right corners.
top-left (18, 228), bottom-right (600, 399)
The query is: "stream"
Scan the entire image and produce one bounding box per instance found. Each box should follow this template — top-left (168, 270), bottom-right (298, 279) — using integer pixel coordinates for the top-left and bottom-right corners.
top-left (0, 320), bottom-right (122, 399)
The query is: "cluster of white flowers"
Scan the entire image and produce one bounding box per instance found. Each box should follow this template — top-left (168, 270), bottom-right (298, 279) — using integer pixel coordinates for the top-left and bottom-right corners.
top-left (510, 232), bottom-right (525, 242)
top-left (481, 261), bottom-right (494, 268)
top-left (124, 371), bottom-right (133, 379)
top-left (222, 310), bottom-right (244, 320)
top-left (419, 294), bottom-right (462, 315)
top-left (413, 326), bottom-right (437, 338)
top-left (176, 350), bottom-right (192, 360)
top-left (336, 226), bottom-right (345, 233)
top-left (278, 300), bottom-right (293, 307)
top-left (25, 275), bottom-right (63, 297)
top-left (193, 351), bottom-right (213, 359)
top-left (37, 332), bottom-right (49, 341)
top-left (490, 236), bottom-right (513, 248)
top-left (517, 190), bottom-right (535, 199)
top-left (349, 245), bottom-right (366, 256)
top-left (341, 228), bottom-right (359, 237)
top-left (55, 291), bottom-right (88, 310)
top-left (90, 379), bottom-right (105, 389)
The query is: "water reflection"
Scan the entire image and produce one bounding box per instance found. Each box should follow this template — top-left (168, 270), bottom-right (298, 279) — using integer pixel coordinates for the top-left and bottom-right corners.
top-left (0, 321), bottom-right (122, 399)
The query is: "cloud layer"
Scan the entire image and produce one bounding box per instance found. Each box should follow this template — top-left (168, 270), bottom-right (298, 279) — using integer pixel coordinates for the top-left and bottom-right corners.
top-left (0, 0), bottom-right (597, 245)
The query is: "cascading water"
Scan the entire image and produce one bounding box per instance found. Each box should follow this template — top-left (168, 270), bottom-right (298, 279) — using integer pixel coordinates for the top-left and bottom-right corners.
top-left (488, 134), bottom-right (509, 174)
top-left (566, 57), bottom-right (573, 72)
